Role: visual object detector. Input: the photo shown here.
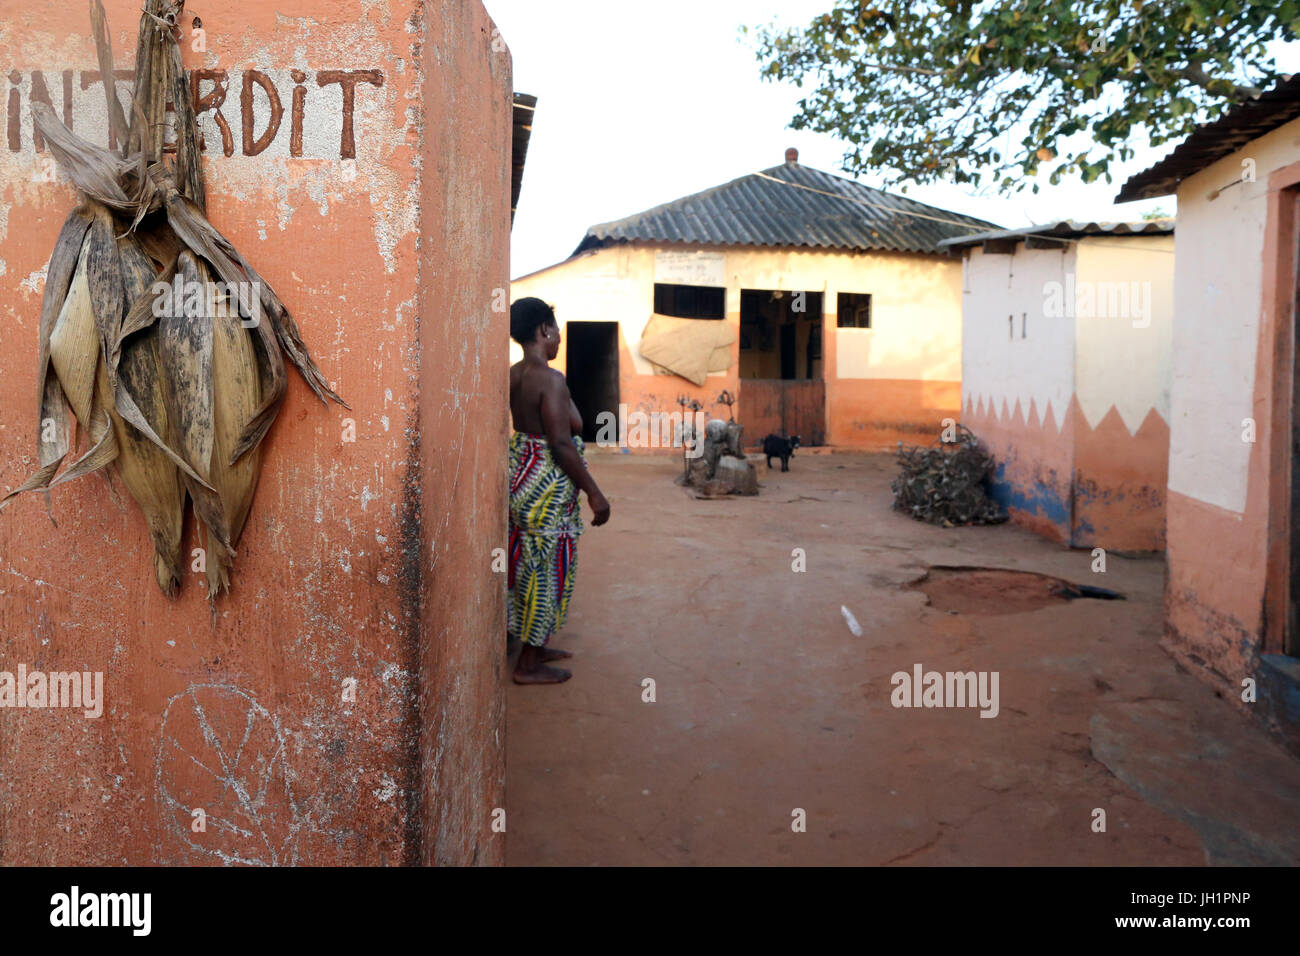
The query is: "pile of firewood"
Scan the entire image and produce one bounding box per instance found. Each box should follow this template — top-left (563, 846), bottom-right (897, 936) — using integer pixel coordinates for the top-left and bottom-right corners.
top-left (891, 424), bottom-right (1007, 527)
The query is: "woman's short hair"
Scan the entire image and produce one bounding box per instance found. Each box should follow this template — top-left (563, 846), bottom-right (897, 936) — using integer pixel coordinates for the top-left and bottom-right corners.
top-left (510, 297), bottom-right (557, 345)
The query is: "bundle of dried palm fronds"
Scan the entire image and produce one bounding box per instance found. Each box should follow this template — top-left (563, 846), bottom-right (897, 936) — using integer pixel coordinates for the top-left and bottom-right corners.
top-left (1, 0), bottom-right (347, 597)
top-left (891, 424), bottom-right (1007, 527)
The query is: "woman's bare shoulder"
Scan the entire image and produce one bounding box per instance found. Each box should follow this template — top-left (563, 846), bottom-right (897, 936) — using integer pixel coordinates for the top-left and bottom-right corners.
top-left (515, 363), bottom-right (565, 387)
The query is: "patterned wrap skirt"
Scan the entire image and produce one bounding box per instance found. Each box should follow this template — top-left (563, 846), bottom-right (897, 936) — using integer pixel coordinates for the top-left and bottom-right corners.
top-left (508, 432), bottom-right (586, 647)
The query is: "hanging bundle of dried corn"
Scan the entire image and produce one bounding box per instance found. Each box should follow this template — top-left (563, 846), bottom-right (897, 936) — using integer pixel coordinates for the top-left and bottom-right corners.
top-left (1, 0), bottom-right (347, 597)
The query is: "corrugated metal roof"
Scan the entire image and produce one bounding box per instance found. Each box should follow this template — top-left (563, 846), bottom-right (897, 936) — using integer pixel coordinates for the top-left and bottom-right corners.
top-left (1116, 74), bottom-right (1300, 203)
top-left (939, 218), bottom-right (1174, 249)
top-left (511, 93), bottom-right (537, 228)
top-left (573, 162), bottom-right (1000, 257)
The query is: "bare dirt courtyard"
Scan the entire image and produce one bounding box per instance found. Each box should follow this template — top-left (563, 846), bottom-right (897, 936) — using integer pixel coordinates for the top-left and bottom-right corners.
top-left (506, 451), bottom-right (1300, 866)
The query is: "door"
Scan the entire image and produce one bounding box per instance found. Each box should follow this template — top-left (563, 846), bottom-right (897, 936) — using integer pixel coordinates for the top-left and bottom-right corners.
top-left (739, 379), bottom-right (826, 447)
top-left (737, 289), bottom-right (826, 446)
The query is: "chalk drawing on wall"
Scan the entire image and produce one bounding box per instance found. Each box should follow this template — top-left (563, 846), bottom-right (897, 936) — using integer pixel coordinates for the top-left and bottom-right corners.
top-left (155, 684), bottom-right (303, 866)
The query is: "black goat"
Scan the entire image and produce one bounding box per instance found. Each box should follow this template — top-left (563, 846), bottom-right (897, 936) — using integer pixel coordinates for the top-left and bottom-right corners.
top-left (762, 434), bottom-right (801, 472)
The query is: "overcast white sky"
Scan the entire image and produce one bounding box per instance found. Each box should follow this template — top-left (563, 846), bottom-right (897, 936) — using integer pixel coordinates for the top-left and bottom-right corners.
top-left (485, 0), bottom-right (1294, 279)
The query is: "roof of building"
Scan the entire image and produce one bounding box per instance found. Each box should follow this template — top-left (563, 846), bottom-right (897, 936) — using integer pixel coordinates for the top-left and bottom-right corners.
top-left (511, 93), bottom-right (537, 227)
top-left (938, 218), bottom-right (1174, 251)
top-left (1116, 74), bottom-right (1300, 203)
top-left (572, 159), bottom-right (1001, 257)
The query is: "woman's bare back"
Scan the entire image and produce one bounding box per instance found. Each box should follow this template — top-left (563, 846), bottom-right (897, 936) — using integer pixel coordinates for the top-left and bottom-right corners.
top-left (510, 361), bottom-right (582, 436)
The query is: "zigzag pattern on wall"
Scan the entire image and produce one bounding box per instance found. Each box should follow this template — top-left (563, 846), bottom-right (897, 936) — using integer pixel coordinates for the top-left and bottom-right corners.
top-left (961, 393), bottom-right (1170, 551)
top-left (962, 393), bottom-right (1169, 439)
top-left (964, 394), bottom-right (1065, 435)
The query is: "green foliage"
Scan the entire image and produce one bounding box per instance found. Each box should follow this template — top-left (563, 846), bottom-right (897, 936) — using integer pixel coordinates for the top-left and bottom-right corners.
top-left (746, 0), bottom-right (1293, 192)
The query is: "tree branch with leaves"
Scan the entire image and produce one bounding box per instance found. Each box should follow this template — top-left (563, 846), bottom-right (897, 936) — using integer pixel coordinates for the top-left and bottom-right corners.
top-left (746, 0), bottom-right (1295, 192)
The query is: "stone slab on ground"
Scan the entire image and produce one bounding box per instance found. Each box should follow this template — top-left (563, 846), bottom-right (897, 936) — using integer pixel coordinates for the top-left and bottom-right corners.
top-left (1090, 699), bottom-right (1300, 865)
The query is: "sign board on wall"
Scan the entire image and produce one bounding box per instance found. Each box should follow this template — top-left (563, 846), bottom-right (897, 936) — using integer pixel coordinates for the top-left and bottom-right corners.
top-left (654, 250), bottom-right (725, 288)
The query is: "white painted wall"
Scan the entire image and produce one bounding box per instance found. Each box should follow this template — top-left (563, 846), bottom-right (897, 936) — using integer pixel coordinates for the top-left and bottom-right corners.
top-left (1167, 115), bottom-right (1300, 513)
top-left (509, 245), bottom-right (651, 368)
top-left (960, 244), bottom-right (1077, 426)
top-left (1073, 235), bottom-right (1175, 432)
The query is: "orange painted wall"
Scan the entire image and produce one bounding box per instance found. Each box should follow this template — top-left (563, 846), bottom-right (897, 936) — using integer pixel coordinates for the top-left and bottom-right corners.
top-left (962, 395), bottom-right (1075, 545)
top-left (962, 395), bottom-right (1168, 551)
top-left (0, 0), bottom-right (509, 865)
top-left (828, 377), bottom-right (961, 450)
top-left (415, 0), bottom-right (512, 866)
top-left (1072, 407), bottom-right (1169, 551)
top-left (1165, 490), bottom-right (1264, 681)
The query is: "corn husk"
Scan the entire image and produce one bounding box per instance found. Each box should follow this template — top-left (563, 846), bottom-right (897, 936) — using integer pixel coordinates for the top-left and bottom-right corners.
top-left (1, 0), bottom-right (347, 598)
top-left (47, 239), bottom-right (98, 430)
top-left (127, 0), bottom-right (172, 164)
top-left (89, 0), bottom-right (129, 152)
top-left (0, 208), bottom-right (92, 512)
top-left (205, 294), bottom-right (263, 596)
top-left (156, 251), bottom-right (236, 581)
top-left (107, 235), bottom-right (185, 593)
top-left (31, 103), bottom-right (137, 216)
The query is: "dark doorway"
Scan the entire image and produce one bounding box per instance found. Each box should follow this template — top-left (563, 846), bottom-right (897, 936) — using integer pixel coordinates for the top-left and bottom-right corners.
top-left (565, 321), bottom-right (619, 443)
top-left (780, 324), bottom-right (796, 380)
top-left (738, 289), bottom-right (822, 382)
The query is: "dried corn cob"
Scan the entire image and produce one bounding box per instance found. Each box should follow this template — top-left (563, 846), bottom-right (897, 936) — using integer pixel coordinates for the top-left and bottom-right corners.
top-left (0, 0), bottom-right (347, 599)
top-left (205, 294), bottom-right (264, 596)
top-left (104, 236), bottom-right (186, 594)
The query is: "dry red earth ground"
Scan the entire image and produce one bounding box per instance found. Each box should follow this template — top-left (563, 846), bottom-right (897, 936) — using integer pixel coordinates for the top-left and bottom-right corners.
top-left (506, 451), bottom-right (1300, 865)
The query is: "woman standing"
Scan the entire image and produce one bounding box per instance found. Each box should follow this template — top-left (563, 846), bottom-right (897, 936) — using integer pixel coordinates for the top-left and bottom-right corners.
top-left (507, 298), bottom-right (611, 684)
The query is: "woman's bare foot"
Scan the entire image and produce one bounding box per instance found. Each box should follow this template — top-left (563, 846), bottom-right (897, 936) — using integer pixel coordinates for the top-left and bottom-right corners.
top-left (513, 644), bottom-right (572, 684)
top-left (513, 663), bottom-right (572, 684)
top-left (541, 647), bottom-right (573, 662)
